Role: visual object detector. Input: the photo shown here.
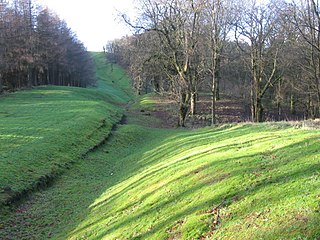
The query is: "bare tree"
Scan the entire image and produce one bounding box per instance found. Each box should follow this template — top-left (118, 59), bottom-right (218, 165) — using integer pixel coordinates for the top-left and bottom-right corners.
top-left (292, 0), bottom-right (320, 118)
top-left (203, 0), bottom-right (232, 124)
top-left (112, 0), bottom-right (316, 123)
top-left (124, 0), bottom-right (205, 126)
top-left (234, 0), bottom-right (284, 122)
top-left (0, 1), bottom-right (95, 93)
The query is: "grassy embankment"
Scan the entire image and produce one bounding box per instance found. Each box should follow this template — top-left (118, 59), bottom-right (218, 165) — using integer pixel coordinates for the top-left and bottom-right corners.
top-left (0, 52), bottom-right (132, 207)
top-left (57, 118), bottom-right (320, 240)
top-left (1, 53), bottom-right (320, 239)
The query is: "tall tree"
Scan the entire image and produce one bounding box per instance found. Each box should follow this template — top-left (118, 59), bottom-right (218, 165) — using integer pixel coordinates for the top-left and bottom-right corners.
top-left (0, 0), bottom-right (7, 93)
top-left (111, 0), bottom-right (317, 123)
top-left (125, 0), bottom-right (204, 126)
top-left (203, 0), bottom-right (232, 124)
top-left (235, 0), bottom-right (284, 122)
top-left (0, 0), bottom-right (95, 93)
top-left (292, 0), bottom-right (320, 118)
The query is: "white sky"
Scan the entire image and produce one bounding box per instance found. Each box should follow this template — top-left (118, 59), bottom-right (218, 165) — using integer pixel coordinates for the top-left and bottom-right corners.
top-left (37, 0), bottom-right (136, 51)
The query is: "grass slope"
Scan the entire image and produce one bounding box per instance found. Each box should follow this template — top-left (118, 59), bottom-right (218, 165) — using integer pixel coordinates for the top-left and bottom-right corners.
top-left (1, 60), bottom-right (319, 239)
top-left (65, 122), bottom-right (320, 240)
top-left (0, 52), bottom-right (131, 207)
top-left (91, 52), bottom-right (132, 104)
top-left (1, 94), bottom-right (319, 239)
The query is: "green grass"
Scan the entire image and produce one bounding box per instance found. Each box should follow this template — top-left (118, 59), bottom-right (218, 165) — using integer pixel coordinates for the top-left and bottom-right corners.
top-left (63, 123), bottom-right (319, 240)
top-left (1, 55), bottom-right (320, 239)
top-left (1, 117), bottom-right (319, 239)
top-left (0, 52), bottom-right (132, 206)
top-left (91, 52), bottom-right (132, 104)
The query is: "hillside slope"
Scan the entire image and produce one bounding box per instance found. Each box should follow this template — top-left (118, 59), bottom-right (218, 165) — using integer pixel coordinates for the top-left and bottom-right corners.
top-left (0, 52), bottom-right (132, 207)
top-left (65, 121), bottom-right (320, 240)
top-left (0, 56), bottom-right (319, 239)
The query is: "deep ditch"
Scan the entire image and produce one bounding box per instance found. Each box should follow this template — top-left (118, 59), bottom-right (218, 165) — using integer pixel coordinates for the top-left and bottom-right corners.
top-left (0, 114), bottom-right (127, 212)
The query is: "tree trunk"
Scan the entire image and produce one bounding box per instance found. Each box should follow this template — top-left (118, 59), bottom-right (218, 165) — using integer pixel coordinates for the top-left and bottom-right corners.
top-left (178, 92), bottom-right (190, 127)
top-left (255, 97), bottom-right (263, 122)
top-left (211, 47), bottom-right (220, 125)
top-left (211, 91), bottom-right (216, 125)
top-left (46, 68), bottom-right (50, 85)
top-left (290, 93), bottom-right (296, 115)
top-left (317, 90), bottom-right (320, 118)
top-left (211, 74), bottom-right (217, 125)
top-left (215, 56), bottom-right (221, 101)
top-left (252, 91), bottom-right (263, 122)
top-left (27, 67), bottom-right (32, 88)
top-left (0, 73), bottom-right (3, 94)
top-left (251, 81), bottom-right (255, 122)
top-left (277, 100), bottom-right (281, 121)
top-left (215, 77), bottom-right (220, 101)
top-left (276, 80), bottom-right (282, 121)
top-left (306, 91), bottom-right (314, 119)
top-left (190, 91), bottom-right (196, 116)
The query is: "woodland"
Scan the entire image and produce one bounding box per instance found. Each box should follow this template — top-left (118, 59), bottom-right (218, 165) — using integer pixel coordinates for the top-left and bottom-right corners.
top-left (0, 1), bottom-right (319, 239)
top-left (107, 0), bottom-right (320, 126)
top-left (2, 0), bottom-right (320, 127)
top-left (0, 0), bottom-right (95, 92)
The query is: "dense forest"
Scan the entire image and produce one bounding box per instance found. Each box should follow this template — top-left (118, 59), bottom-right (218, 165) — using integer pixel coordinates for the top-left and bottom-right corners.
top-left (0, 0), bottom-right (95, 93)
top-left (107, 0), bottom-right (320, 126)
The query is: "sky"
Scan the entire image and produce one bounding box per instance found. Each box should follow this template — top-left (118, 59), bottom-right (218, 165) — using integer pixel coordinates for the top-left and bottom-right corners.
top-left (37, 0), bottom-right (136, 51)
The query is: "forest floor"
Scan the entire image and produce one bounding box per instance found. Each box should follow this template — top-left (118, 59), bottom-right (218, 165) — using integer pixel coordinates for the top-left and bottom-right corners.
top-left (139, 93), bottom-right (306, 129)
top-left (0, 53), bottom-right (319, 240)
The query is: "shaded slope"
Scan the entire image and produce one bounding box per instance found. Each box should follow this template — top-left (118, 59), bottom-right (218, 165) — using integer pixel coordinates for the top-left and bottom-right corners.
top-left (1, 116), bottom-right (319, 239)
top-left (1, 54), bottom-right (319, 240)
top-left (64, 123), bottom-right (320, 240)
top-left (0, 52), bottom-right (132, 207)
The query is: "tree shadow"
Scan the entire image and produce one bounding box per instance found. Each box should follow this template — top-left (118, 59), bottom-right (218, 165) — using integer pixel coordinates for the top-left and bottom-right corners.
top-left (66, 126), bottom-right (320, 239)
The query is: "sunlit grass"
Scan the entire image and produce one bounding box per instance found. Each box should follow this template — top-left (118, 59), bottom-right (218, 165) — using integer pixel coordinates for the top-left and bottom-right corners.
top-left (2, 121), bottom-right (318, 239)
top-left (0, 53), bottom-right (319, 239)
top-left (0, 52), bottom-right (132, 206)
top-left (59, 124), bottom-right (319, 240)
top-left (91, 52), bottom-right (132, 104)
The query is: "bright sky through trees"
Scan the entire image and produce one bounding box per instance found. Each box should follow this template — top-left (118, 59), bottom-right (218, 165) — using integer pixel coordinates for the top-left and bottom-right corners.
top-left (38, 0), bottom-right (136, 51)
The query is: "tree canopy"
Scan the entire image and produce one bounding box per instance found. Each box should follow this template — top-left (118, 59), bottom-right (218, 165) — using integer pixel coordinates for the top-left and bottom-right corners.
top-left (0, 0), bottom-right (95, 93)
top-left (108, 0), bottom-right (320, 125)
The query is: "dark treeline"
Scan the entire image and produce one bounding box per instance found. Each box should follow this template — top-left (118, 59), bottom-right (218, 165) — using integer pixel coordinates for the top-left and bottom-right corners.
top-left (0, 0), bottom-right (95, 93)
top-left (107, 0), bottom-right (320, 126)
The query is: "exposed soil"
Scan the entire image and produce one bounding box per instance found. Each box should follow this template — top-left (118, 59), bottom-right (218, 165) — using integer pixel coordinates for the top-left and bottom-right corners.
top-left (137, 94), bottom-right (306, 128)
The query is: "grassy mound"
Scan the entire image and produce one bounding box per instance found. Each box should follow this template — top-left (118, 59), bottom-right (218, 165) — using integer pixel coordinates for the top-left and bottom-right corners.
top-left (64, 123), bottom-right (320, 240)
top-left (1, 108), bottom-right (319, 239)
top-left (1, 57), bottom-right (319, 239)
top-left (0, 52), bottom-right (132, 206)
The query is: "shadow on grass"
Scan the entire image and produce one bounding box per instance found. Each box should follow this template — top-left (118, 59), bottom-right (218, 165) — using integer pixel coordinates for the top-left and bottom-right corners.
top-left (85, 126), bottom-right (280, 214)
top-left (2, 122), bottom-right (317, 239)
top-left (65, 125), bottom-right (319, 239)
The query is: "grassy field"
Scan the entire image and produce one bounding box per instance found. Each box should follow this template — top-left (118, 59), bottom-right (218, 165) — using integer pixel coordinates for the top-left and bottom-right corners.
top-left (0, 52), bottom-right (132, 207)
top-left (1, 55), bottom-right (320, 239)
top-left (62, 123), bottom-right (320, 240)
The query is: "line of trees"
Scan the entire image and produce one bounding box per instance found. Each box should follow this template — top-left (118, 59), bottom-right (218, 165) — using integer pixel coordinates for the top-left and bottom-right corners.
top-left (0, 0), bottom-right (95, 93)
top-left (107, 0), bottom-right (320, 126)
